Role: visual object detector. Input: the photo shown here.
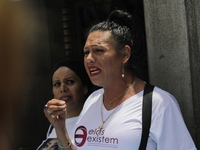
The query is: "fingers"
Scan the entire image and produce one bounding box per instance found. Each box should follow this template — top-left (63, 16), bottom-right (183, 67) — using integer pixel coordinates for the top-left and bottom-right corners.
top-left (46, 107), bottom-right (67, 119)
top-left (50, 113), bottom-right (56, 118)
top-left (48, 99), bottom-right (66, 106)
top-left (44, 99), bottom-right (67, 119)
top-left (45, 99), bottom-right (66, 111)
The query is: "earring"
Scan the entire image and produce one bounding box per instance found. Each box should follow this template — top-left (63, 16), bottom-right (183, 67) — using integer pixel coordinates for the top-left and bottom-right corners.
top-left (122, 67), bottom-right (124, 78)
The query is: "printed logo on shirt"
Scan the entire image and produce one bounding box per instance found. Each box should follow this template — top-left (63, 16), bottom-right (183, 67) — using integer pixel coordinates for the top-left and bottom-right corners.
top-left (74, 126), bottom-right (118, 148)
top-left (74, 126), bottom-right (87, 146)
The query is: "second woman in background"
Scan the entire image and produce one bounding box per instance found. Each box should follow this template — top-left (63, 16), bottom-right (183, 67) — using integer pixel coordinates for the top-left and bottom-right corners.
top-left (37, 59), bottom-right (94, 150)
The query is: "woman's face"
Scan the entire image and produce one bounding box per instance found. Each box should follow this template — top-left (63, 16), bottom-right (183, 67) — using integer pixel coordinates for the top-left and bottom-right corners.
top-left (84, 31), bottom-right (123, 87)
top-left (52, 67), bottom-right (86, 110)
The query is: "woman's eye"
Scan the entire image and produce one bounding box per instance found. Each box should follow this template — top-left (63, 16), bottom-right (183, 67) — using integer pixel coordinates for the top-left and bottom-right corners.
top-left (96, 49), bottom-right (104, 52)
top-left (53, 82), bottom-right (60, 87)
top-left (84, 51), bottom-right (89, 56)
top-left (67, 80), bottom-right (75, 84)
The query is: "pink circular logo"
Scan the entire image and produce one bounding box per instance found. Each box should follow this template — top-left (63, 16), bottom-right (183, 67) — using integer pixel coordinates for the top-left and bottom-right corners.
top-left (74, 126), bottom-right (87, 147)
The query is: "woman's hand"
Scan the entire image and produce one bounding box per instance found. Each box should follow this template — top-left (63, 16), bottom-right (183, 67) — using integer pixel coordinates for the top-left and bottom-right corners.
top-left (44, 99), bottom-right (67, 129)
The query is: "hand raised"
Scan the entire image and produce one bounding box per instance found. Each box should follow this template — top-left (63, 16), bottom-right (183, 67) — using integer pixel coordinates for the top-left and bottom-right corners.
top-left (44, 99), bottom-right (67, 129)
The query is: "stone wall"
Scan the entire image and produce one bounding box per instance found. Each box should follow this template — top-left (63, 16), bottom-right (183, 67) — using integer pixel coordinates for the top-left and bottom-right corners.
top-left (143, 0), bottom-right (200, 148)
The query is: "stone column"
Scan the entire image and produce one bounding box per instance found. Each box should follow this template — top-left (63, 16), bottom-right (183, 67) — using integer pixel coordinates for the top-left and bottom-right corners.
top-left (143, 0), bottom-right (200, 147)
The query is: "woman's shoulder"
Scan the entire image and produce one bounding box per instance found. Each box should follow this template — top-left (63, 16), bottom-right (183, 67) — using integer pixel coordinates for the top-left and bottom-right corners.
top-left (152, 86), bottom-right (180, 112)
top-left (86, 88), bottom-right (104, 102)
top-left (82, 88), bottom-right (104, 108)
top-left (79, 88), bottom-right (104, 117)
top-left (153, 86), bottom-right (177, 102)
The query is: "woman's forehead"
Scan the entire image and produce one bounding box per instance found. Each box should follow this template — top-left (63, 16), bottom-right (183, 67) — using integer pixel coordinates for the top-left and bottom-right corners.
top-left (53, 67), bottom-right (77, 78)
top-left (85, 31), bottom-right (114, 47)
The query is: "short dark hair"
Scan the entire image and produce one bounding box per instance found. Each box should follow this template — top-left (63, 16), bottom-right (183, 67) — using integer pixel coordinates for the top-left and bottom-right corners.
top-left (51, 59), bottom-right (93, 98)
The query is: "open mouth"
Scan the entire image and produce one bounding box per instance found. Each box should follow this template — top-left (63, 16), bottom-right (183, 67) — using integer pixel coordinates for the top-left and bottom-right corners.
top-left (89, 67), bottom-right (101, 76)
top-left (60, 96), bottom-right (71, 102)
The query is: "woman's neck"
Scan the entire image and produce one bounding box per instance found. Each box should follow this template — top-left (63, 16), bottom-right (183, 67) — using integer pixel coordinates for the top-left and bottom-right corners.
top-left (103, 77), bottom-right (145, 110)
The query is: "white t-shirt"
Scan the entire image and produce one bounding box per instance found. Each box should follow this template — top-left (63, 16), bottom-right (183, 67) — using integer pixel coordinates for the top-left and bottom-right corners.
top-left (37, 117), bottom-right (78, 150)
top-left (72, 87), bottom-right (197, 150)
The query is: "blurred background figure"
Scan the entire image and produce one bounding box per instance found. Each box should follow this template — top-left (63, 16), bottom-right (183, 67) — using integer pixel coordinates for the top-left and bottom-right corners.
top-left (0, 0), bottom-right (38, 149)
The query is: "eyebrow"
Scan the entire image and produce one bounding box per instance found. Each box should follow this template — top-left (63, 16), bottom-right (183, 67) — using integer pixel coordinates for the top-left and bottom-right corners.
top-left (84, 44), bottom-right (103, 49)
top-left (52, 77), bottom-right (74, 82)
top-left (52, 80), bottom-right (59, 84)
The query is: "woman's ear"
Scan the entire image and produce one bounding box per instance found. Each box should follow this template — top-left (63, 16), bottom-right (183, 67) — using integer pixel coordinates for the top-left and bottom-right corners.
top-left (122, 45), bottom-right (131, 64)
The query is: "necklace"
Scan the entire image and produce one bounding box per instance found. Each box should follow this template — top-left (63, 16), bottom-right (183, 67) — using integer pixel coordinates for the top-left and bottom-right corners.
top-left (104, 77), bottom-right (137, 107)
top-left (98, 99), bottom-right (121, 135)
top-left (104, 86), bottom-right (129, 107)
top-left (98, 77), bottom-right (137, 135)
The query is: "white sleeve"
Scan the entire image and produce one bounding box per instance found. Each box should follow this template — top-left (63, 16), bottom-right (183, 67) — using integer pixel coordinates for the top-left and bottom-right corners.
top-left (150, 95), bottom-right (197, 150)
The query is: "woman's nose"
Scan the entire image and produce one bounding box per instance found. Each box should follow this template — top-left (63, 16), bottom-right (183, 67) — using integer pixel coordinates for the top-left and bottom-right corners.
top-left (60, 84), bottom-right (67, 93)
top-left (61, 89), bottom-right (67, 93)
top-left (85, 53), bottom-right (95, 64)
